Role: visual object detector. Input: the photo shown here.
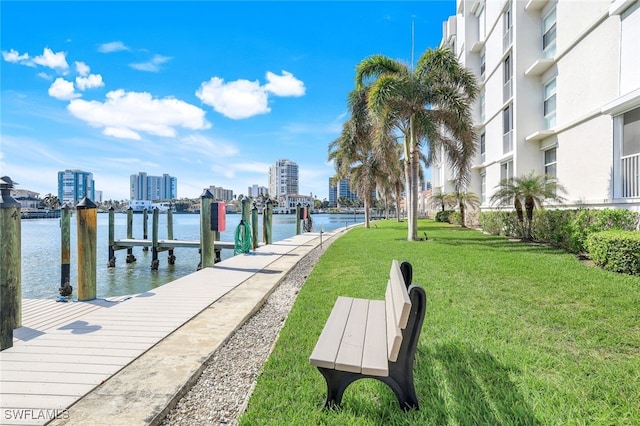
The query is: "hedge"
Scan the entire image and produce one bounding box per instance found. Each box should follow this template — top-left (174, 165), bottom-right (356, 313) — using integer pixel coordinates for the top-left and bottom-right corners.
top-left (478, 208), bottom-right (639, 254)
top-left (586, 230), bottom-right (640, 275)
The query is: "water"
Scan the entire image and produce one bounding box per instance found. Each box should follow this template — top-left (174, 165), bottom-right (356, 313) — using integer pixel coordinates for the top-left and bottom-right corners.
top-left (18, 213), bottom-right (363, 300)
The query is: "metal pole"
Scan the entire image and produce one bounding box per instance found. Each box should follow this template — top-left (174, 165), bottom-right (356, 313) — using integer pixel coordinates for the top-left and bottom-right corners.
top-left (0, 176), bottom-right (21, 350)
top-left (76, 197), bottom-right (97, 301)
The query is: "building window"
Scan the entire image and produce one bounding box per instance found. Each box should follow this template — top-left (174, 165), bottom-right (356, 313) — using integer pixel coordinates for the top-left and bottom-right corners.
top-left (480, 52), bottom-right (486, 81)
top-left (501, 160), bottom-right (513, 182)
top-left (480, 132), bottom-right (486, 163)
top-left (544, 147), bottom-right (557, 178)
top-left (543, 78), bottom-right (557, 129)
top-left (503, 2), bottom-right (512, 51)
top-left (503, 54), bottom-right (512, 102)
top-left (503, 105), bottom-right (513, 153)
top-left (543, 6), bottom-right (557, 58)
top-left (621, 107), bottom-right (640, 198)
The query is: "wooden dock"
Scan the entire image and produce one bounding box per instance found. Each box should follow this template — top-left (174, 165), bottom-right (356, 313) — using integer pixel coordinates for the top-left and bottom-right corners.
top-left (112, 238), bottom-right (236, 250)
top-left (0, 232), bottom-right (332, 426)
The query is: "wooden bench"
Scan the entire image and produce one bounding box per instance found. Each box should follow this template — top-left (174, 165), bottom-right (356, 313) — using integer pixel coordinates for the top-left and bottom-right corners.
top-left (309, 260), bottom-right (427, 410)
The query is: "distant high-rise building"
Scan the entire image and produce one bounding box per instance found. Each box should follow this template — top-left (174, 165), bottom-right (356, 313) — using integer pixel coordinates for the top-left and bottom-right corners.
top-left (208, 185), bottom-right (234, 202)
top-left (268, 159), bottom-right (299, 198)
top-left (248, 184), bottom-right (268, 198)
top-left (58, 169), bottom-right (95, 204)
top-left (328, 178), bottom-right (358, 207)
top-left (130, 172), bottom-right (177, 201)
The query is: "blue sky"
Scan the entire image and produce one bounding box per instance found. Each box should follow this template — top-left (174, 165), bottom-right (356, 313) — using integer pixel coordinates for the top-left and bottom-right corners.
top-left (1, 0), bottom-right (455, 201)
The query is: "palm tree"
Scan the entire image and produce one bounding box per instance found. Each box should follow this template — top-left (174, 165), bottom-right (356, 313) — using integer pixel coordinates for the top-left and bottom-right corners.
top-left (42, 193), bottom-right (60, 210)
top-left (447, 191), bottom-right (480, 228)
top-left (490, 171), bottom-right (566, 240)
top-left (429, 191), bottom-right (451, 212)
top-left (356, 47), bottom-right (477, 241)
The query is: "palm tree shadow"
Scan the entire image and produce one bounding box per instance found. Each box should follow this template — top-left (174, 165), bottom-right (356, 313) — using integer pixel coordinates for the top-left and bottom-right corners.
top-left (417, 343), bottom-right (541, 425)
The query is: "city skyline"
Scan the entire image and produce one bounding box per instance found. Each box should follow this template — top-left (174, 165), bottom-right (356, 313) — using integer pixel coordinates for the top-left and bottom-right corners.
top-left (0, 1), bottom-right (453, 201)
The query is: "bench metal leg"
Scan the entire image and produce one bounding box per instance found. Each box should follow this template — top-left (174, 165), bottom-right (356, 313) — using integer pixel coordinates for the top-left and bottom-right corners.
top-left (317, 367), bottom-right (419, 411)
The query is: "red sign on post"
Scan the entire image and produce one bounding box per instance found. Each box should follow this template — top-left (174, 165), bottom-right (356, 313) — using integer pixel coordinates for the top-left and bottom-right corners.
top-left (211, 202), bottom-right (226, 232)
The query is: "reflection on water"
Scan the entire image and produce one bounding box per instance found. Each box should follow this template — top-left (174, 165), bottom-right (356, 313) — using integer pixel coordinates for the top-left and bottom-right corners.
top-left (20, 213), bottom-right (364, 299)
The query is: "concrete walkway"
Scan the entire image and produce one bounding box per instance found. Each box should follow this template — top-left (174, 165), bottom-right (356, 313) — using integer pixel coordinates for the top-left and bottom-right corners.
top-left (0, 229), bottom-right (346, 426)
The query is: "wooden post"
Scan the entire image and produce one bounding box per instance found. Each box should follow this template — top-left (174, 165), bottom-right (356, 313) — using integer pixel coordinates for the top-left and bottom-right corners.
top-left (108, 207), bottom-right (116, 267)
top-left (167, 209), bottom-right (176, 265)
top-left (126, 207), bottom-right (136, 263)
top-left (60, 205), bottom-right (71, 297)
top-left (151, 207), bottom-right (159, 270)
top-left (199, 189), bottom-right (215, 269)
top-left (296, 203), bottom-right (301, 235)
top-left (142, 208), bottom-right (149, 251)
top-left (264, 199), bottom-right (273, 244)
top-left (1, 176), bottom-right (21, 350)
top-left (251, 202), bottom-right (259, 250)
top-left (76, 197), bottom-right (97, 301)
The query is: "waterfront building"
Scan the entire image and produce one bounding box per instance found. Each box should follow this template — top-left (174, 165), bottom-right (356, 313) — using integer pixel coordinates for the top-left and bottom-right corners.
top-left (58, 169), bottom-right (95, 204)
top-left (268, 159), bottom-right (299, 199)
top-left (248, 184), bottom-right (268, 198)
top-left (277, 194), bottom-right (314, 214)
top-left (130, 172), bottom-right (177, 201)
top-left (432, 0), bottom-right (640, 215)
top-left (208, 185), bottom-right (234, 202)
top-left (328, 178), bottom-right (357, 208)
top-left (11, 189), bottom-right (40, 211)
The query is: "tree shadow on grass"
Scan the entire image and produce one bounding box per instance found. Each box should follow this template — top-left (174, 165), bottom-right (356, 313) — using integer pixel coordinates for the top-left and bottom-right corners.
top-left (416, 343), bottom-right (542, 425)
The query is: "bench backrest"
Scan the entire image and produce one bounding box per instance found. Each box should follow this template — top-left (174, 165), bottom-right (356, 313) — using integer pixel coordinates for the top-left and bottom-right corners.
top-left (385, 260), bottom-right (412, 362)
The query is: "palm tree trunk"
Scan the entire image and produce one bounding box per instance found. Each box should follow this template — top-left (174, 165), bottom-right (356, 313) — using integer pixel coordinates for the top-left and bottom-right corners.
top-left (408, 117), bottom-right (419, 241)
top-left (364, 198), bottom-right (370, 228)
top-left (525, 196), bottom-right (534, 241)
top-left (395, 187), bottom-right (402, 222)
top-left (460, 201), bottom-right (466, 228)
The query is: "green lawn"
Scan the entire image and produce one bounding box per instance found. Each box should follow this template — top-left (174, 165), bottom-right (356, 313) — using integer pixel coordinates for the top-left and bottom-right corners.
top-left (239, 220), bottom-right (640, 425)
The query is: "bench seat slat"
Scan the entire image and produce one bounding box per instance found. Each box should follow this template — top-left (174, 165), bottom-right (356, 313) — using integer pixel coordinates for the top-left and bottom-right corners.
top-left (390, 260), bottom-right (412, 329)
top-left (385, 281), bottom-right (403, 362)
top-left (309, 297), bottom-right (353, 369)
top-left (335, 298), bottom-right (369, 373)
top-left (361, 300), bottom-right (389, 377)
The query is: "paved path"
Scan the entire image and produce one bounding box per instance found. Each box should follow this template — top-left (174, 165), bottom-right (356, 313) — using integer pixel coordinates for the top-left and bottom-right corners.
top-left (0, 230), bottom-right (343, 426)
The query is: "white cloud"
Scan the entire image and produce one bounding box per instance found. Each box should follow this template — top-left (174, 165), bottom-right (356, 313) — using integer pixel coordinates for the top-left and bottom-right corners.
top-left (67, 89), bottom-right (211, 140)
top-left (180, 134), bottom-right (239, 159)
top-left (2, 48), bottom-right (30, 64)
top-left (37, 72), bottom-right (53, 81)
top-left (98, 41), bottom-right (129, 53)
top-left (32, 48), bottom-right (69, 72)
top-left (48, 78), bottom-right (80, 100)
top-left (264, 71), bottom-right (305, 97)
top-left (75, 61), bottom-right (90, 76)
top-left (196, 71), bottom-right (305, 120)
top-left (196, 77), bottom-right (270, 119)
top-left (130, 54), bottom-right (172, 72)
top-left (76, 74), bottom-right (104, 90)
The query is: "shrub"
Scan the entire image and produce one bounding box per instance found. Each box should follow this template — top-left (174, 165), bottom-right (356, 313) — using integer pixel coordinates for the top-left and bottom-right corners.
top-left (478, 211), bottom-right (521, 237)
top-left (435, 210), bottom-right (453, 223)
top-left (586, 230), bottom-right (640, 275)
top-left (448, 211), bottom-right (461, 225)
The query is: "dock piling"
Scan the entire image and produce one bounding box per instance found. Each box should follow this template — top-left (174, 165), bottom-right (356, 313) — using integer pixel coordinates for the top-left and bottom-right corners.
top-left (0, 176), bottom-right (21, 350)
top-left (199, 189), bottom-right (215, 269)
top-left (108, 207), bottom-right (116, 267)
top-left (296, 203), bottom-right (301, 235)
top-left (263, 199), bottom-right (273, 244)
top-left (151, 207), bottom-right (160, 270)
top-left (126, 207), bottom-right (136, 263)
top-left (167, 209), bottom-right (176, 265)
top-left (76, 197), bottom-right (97, 301)
top-left (142, 208), bottom-right (149, 251)
top-left (251, 202), bottom-right (258, 250)
top-left (60, 205), bottom-right (72, 297)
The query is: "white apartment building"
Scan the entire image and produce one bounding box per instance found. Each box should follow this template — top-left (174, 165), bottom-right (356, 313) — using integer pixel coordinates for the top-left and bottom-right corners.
top-left (268, 159), bottom-right (299, 199)
top-left (432, 0), bottom-right (640, 214)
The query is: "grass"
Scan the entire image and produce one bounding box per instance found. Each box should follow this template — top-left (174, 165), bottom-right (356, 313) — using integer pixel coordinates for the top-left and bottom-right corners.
top-left (238, 220), bottom-right (640, 425)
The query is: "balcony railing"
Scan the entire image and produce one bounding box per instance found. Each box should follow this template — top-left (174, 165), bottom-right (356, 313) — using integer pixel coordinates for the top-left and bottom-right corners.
top-left (621, 153), bottom-right (640, 198)
top-left (503, 28), bottom-right (512, 51)
top-left (503, 79), bottom-right (512, 102)
top-left (503, 130), bottom-right (513, 154)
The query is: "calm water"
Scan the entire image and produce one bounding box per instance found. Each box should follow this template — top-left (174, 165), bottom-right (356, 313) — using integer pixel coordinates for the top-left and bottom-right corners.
top-left (19, 213), bottom-right (363, 299)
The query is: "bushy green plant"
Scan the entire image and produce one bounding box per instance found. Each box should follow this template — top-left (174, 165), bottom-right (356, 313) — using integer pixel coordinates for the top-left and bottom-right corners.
top-left (478, 211), bottom-right (521, 237)
top-left (586, 230), bottom-right (640, 275)
top-left (435, 210), bottom-right (453, 223)
top-left (570, 209), bottom-right (640, 253)
top-left (448, 211), bottom-right (461, 225)
top-left (531, 209), bottom-right (575, 249)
